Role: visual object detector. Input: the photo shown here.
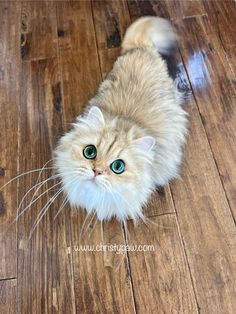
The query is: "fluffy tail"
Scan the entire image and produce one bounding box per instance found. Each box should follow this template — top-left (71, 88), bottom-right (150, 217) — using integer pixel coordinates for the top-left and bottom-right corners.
top-left (122, 16), bottom-right (178, 55)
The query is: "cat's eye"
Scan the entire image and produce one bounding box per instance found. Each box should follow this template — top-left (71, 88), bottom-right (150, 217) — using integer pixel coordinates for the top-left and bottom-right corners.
top-left (83, 145), bottom-right (97, 159)
top-left (110, 159), bottom-right (125, 174)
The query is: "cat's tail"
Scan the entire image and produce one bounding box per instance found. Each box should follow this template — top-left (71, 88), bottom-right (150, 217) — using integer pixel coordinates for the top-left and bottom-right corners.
top-left (122, 16), bottom-right (178, 55)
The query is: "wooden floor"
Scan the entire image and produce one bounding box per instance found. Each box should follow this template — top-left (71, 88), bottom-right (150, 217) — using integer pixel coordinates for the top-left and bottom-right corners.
top-left (0, 1), bottom-right (236, 313)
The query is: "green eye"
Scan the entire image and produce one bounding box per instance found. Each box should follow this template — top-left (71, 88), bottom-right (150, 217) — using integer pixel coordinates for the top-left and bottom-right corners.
top-left (83, 145), bottom-right (97, 159)
top-left (110, 159), bottom-right (125, 174)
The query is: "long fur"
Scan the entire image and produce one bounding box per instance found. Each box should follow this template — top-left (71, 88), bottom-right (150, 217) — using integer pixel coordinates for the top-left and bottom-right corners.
top-left (54, 17), bottom-right (188, 222)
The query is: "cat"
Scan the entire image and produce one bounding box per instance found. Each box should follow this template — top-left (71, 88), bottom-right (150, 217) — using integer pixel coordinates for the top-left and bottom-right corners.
top-left (54, 16), bottom-right (188, 222)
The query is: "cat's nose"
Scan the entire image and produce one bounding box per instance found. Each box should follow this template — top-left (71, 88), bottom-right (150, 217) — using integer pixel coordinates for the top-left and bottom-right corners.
top-left (92, 168), bottom-right (102, 176)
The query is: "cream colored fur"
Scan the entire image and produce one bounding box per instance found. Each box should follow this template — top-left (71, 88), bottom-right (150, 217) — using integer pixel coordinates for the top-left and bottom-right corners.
top-left (54, 17), bottom-right (188, 222)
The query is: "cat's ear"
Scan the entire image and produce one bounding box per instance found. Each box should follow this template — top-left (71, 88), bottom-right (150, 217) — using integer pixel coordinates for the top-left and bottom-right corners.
top-left (82, 106), bottom-right (105, 126)
top-left (87, 106), bottom-right (105, 125)
top-left (133, 136), bottom-right (156, 152)
top-left (87, 106), bottom-right (104, 124)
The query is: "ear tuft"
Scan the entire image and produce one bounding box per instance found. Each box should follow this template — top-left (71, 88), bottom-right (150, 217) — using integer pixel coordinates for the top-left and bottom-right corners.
top-left (133, 136), bottom-right (156, 152)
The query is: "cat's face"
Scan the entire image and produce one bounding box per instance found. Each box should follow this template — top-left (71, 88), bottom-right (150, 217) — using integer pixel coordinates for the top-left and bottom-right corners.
top-left (54, 107), bottom-right (155, 221)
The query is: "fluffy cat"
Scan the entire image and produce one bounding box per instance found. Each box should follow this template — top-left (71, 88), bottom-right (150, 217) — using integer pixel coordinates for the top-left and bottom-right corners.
top-left (54, 17), bottom-right (188, 222)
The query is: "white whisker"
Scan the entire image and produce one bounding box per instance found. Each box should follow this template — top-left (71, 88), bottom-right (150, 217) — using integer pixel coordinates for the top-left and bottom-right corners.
top-left (28, 188), bottom-right (63, 240)
top-left (32, 158), bottom-right (56, 197)
top-left (16, 174), bottom-right (60, 219)
top-left (53, 196), bottom-right (69, 222)
top-left (52, 171), bottom-right (80, 222)
top-left (2, 177), bottom-right (61, 239)
top-left (79, 211), bottom-right (91, 241)
top-left (25, 175), bottom-right (60, 216)
top-left (88, 218), bottom-right (98, 239)
top-left (27, 168), bottom-right (79, 210)
top-left (82, 211), bottom-right (97, 239)
top-left (100, 221), bottom-right (104, 243)
top-left (0, 167), bottom-right (57, 192)
top-left (17, 181), bottom-right (62, 222)
top-left (143, 216), bottom-right (173, 230)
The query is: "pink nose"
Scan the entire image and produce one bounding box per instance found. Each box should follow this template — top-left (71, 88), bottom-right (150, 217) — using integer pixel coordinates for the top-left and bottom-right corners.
top-left (93, 168), bottom-right (102, 176)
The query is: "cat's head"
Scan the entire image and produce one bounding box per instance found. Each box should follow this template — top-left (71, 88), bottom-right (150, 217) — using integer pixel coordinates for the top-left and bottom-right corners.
top-left (54, 106), bottom-right (156, 221)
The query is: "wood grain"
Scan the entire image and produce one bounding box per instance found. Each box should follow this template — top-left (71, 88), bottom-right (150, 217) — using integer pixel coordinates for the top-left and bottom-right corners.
top-left (92, 0), bottom-right (130, 49)
top-left (163, 0), bottom-right (206, 21)
top-left (127, 214), bottom-right (198, 313)
top-left (21, 1), bottom-right (57, 61)
top-left (178, 15), bottom-right (236, 220)
top-left (171, 95), bottom-right (236, 313)
top-left (70, 213), bottom-right (136, 313)
top-left (174, 17), bottom-right (236, 311)
top-left (204, 0), bottom-right (236, 76)
top-left (127, 0), bottom-right (169, 20)
top-left (0, 1), bottom-right (21, 280)
top-left (0, 279), bottom-right (16, 314)
top-left (17, 2), bottom-right (76, 312)
top-left (127, 0), bottom-right (206, 21)
top-left (57, 1), bottom-right (101, 122)
top-left (17, 56), bottom-right (76, 314)
top-left (57, 2), bottom-right (136, 312)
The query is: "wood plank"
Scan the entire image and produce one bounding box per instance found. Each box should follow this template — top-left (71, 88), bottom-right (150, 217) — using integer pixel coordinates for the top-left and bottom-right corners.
top-left (0, 1), bottom-right (21, 280)
top-left (92, 0), bottom-right (130, 49)
top-left (178, 15), bottom-right (236, 219)
top-left (127, 0), bottom-right (206, 21)
top-left (21, 1), bottom-right (57, 60)
top-left (57, 2), bottom-right (136, 312)
top-left (164, 0), bottom-right (206, 20)
top-left (127, 214), bottom-right (198, 313)
top-left (204, 0), bottom-right (236, 76)
top-left (91, 0), bottom-right (129, 79)
top-left (17, 56), bottom-right (76, 314)
top-left (71, 214), bottom-right (136, 313)
top-left (57, 1), bottom-right (101, 121)
top-left (127, 0), bottom-right (169, 20)
top-left (167, 15), bottom-right (236, 313)
top-left (0, 279), bottom-right (16, 314)
top-left (17, 3), bottom-right (76, 311)
top-left (171, 95), bottom-right (236, 314)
